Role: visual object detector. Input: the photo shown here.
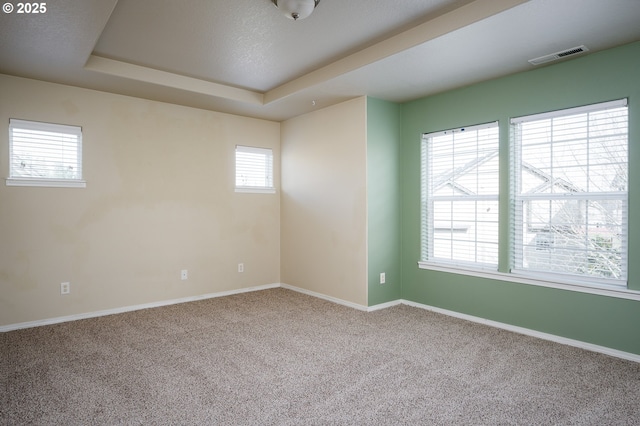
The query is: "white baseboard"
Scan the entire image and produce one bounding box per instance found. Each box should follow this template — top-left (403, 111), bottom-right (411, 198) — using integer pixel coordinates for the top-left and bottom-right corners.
top-left (0, 283), bottom-right (280, 332)
top-left (401, 299), bottom-right (640, 363)
top-left (367, 299), bottom-right (403, 311)
top-left (280, 283), bottom-right (370, 311)
top-left (2, 283), bottom-right (638, 363)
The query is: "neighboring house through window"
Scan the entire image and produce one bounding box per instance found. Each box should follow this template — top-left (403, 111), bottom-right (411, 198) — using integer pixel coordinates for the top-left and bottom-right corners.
top-left (511, 99), bottom-right (628, 287)
top-left (420, 99), bottom-right (629, 291)
top-left (421, 122), bottom-right (500, 270)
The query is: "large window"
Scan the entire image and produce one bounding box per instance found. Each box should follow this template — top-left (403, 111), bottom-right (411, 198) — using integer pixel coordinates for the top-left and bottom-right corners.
top-left (421, 122), bottom-right (500, 269)
top-left (235, 145), bottom-right (275, 193)
top-left (7, 119), bottom-right (85, 188)
top-left (511, 99), bottom-right (628, 286)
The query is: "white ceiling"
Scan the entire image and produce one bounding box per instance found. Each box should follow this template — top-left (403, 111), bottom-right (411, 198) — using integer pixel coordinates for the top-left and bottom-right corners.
top-left (1, 0), bottom-right (640, 121)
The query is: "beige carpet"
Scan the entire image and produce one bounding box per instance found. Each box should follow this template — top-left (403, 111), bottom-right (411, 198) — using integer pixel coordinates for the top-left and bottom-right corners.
top-left (2, 288), bottom-right (640, 425)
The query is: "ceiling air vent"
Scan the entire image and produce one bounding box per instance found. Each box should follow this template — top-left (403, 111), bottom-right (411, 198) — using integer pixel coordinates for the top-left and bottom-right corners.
top-left (528, 45), bottom-right (589, 66)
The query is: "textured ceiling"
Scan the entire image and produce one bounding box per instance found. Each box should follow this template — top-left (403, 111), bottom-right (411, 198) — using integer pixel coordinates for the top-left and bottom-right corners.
top-left (1, 0), bottom-right (640, 121)
top-left (93, 0), bottom-right (469, 92)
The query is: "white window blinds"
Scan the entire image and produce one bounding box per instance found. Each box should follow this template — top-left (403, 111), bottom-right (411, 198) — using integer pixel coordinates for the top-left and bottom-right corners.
top-left (7, 119), bottom-right (85, 188)
top-left (511, 99), bottom-right (628, 286)
top-left (421, 122), bottom-right (500, 269)
top-left (235, 145), bottom-right (275, 193)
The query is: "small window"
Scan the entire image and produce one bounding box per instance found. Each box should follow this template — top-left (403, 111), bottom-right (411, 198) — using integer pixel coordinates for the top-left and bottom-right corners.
top-left (421, 121), bottom-right (500, 270)
top-left (511, 99), bottom-right (628, 286)
top-left (7, 119), bottom-right (85, 188)
top-left (235, 145), bottom-right (275, 193)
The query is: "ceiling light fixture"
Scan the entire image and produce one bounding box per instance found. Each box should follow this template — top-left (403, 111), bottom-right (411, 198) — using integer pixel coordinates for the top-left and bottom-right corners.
top-left (271, 0), bottom-right (320, 21)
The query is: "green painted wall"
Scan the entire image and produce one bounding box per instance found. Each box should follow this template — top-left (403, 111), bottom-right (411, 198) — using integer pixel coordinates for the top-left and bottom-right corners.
top-left (400, 41), bottom-right (640, 355)
top-left (367, 97), bottom-right (402, 306)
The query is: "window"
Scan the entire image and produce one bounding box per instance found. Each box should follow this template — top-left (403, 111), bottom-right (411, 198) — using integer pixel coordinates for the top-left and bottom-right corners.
top-left (7, 119), bottom-right (85, 188)
top-left (511, 99), bottom-right (628, 287)
top-left (235, 145), bottom-right (275, 193)
top-left (421, 122), bottom-right (500, 269)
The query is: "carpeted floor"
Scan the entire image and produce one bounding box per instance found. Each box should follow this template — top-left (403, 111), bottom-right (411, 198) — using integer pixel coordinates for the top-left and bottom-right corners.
top-left (2, 288), bottom-right (640, 425)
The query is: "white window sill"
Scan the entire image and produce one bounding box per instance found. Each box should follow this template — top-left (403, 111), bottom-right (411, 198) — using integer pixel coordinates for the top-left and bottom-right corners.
top-left (6, 178), bottom-right (86, 188)
top-left (418, 261), bottom-right (640, 302)
top-left (235, 187), bottom-right (276, 194)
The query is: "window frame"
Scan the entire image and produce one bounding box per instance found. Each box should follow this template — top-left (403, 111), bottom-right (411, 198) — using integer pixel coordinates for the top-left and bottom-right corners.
top-left (234, 145), bottom-right (275, 194)
top-left (418, 99), bottom-right (637, 301)
top-left (420, 121), bottom-right (500, 272)
top-left (510, 99), bottom-right (628, 288)
top-left (6, 118), bottom-right (85, 188)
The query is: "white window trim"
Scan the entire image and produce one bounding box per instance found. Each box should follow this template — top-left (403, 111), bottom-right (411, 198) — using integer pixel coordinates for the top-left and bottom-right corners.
top-left (417, 261), bottom-right (640, 302)
top-left (7, 119), bottom-right (86, 188)
top-left (510, 98), bottom-right (627, 124)
top-left (418, 98), bottom-right (633, 299)
top-left (235, 187), bottom-right (276, 194)
top-left (235, 145), bottom-right (275, 194)
top-left (510, 98), bottom-right (628, 288)
top-left (421, 121), bottom-right (500, 270)
top-left (6, 177), bottom-right (86, 188)
top-left (423, 121), bottom-right (499, 138)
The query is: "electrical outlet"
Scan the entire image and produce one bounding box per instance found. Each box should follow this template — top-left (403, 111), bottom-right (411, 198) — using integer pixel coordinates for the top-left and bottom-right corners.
top-left (238, 263), bottom-right (244, 273)
top-left (181, 269), bottom-right (188, 280)
top-left (380, 273), bottom-right (386, 284)
top-left (61, 282), bottom-right (70, 295)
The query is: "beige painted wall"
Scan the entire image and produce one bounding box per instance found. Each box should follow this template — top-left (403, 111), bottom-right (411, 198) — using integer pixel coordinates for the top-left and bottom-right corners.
top-left (280, 97), bottom-right (368, 306)
top-left (0, 74), bottom-right (281, 326)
